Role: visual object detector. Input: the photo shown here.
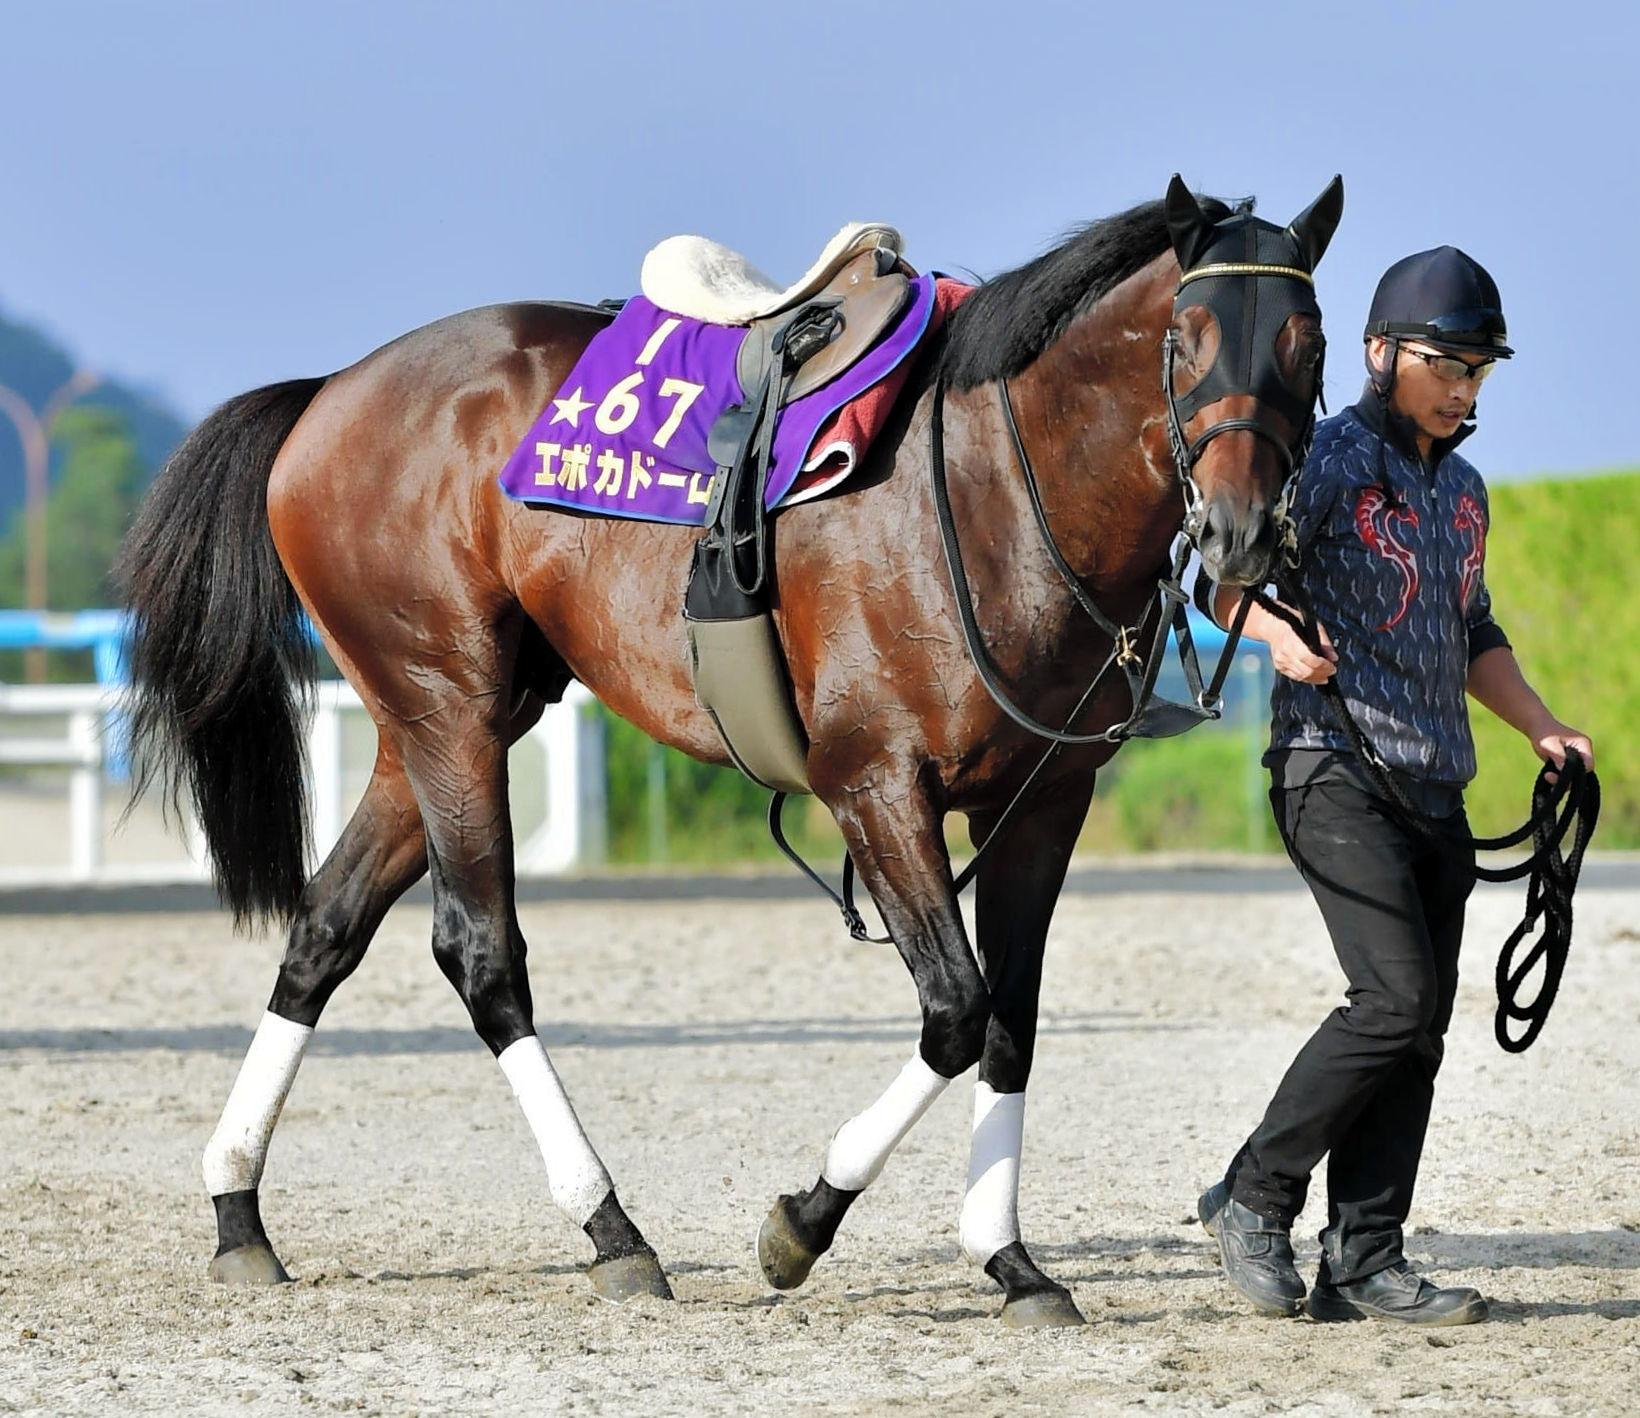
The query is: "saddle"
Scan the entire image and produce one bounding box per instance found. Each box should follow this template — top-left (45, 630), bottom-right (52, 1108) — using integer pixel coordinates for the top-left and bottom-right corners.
top-left (642, 221), bottom-right (904, 323)
top-left (646, 223), bottom-right (913, 796)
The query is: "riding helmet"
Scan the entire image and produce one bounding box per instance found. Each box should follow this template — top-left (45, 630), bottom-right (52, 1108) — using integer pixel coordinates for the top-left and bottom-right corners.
top-left (1364, 246), bottom-right (1514, 358)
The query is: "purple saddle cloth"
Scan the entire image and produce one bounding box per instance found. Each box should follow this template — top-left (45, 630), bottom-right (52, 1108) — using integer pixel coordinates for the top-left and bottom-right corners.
top-left (498, 276), bottom-right (937, 525)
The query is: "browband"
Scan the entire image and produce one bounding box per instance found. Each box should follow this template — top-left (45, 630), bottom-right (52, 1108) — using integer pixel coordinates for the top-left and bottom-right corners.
top-left (1177, 262), bottom-right (1314, 288)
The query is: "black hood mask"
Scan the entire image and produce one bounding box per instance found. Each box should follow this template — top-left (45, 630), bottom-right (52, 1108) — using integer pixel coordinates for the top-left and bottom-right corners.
top-left (1158, 176), bottom-right (1343, 557)
top-left (1164, 178), bottom-right (1342, 435)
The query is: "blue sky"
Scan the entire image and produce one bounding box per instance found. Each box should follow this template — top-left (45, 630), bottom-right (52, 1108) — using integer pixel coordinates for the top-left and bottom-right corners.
top-left (0, 0), bottom-right (1632, 479)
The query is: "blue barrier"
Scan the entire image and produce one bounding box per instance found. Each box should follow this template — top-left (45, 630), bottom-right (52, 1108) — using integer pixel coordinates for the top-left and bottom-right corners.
top-left (0, 610), bottom-right (129, 683)
top-left (0, 608), bottom-right (1233, 685)
top-left (1, 611), bottom-right (133, 777)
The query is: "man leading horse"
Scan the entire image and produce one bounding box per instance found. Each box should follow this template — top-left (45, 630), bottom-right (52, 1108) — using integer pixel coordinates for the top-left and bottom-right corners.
top-left (1196, 247), bottom-right (1595, 1325)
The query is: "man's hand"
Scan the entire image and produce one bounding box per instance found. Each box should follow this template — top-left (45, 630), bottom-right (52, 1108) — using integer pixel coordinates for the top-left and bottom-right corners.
top-left (1269, 617), bottom-right (1338, 684)
top-left (1209, 586), bottom-right (1339, 684)
top-left (1532, 720), bottom-right (1595, 782)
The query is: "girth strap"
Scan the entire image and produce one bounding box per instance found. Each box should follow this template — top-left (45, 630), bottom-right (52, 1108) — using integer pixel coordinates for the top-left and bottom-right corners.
top-left (696, 302), bottom-right (842, 603)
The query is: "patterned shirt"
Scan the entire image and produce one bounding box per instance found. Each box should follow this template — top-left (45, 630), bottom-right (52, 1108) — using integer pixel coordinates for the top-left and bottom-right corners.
top-left (1261, 390), bottom-right (1510, 787)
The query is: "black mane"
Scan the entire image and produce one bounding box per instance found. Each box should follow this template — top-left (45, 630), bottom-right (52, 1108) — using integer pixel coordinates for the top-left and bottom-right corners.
top-left (940, 195), bottom-right (1233, 390)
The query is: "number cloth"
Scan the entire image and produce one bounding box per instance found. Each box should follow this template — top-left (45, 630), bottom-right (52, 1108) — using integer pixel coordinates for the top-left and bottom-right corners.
top-left (499, 278), bottom-right (948, 525)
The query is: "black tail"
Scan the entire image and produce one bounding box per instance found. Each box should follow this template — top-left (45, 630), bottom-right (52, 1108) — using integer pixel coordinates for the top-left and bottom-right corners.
top-left (118, 377), bottom-right (327, 928)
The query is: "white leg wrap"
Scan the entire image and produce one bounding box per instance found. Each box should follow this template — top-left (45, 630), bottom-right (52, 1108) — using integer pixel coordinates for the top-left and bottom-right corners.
top-left (822, 1052), bottom-right (951, 1193)
top-left (960, 1082), bottom-right (1025, 1266)
top-left (202, 1011), bottom-right (313, 1195)
top-left (497, 1036), bottom-right (613, 1227)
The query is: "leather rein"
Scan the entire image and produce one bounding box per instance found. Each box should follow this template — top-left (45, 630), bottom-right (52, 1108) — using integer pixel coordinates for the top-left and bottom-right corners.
top-left (1249, 575), bottom-right (1600, 1053)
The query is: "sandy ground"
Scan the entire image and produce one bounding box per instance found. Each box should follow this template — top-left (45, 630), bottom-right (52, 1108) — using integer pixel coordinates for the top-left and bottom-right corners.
top-left (2, 881), bottom-right (1636, 1416)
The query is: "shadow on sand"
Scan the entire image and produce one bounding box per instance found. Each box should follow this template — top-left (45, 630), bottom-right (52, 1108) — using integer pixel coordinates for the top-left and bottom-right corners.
top-left (0, 1011), bottom-right (1195, 1057)
top-left (1412, 1229), bottom-right (1640, 1272)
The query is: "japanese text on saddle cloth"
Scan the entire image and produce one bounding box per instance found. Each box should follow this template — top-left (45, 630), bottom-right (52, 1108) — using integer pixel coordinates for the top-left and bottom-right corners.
top-left (498, 278), bottom-right (974, 523)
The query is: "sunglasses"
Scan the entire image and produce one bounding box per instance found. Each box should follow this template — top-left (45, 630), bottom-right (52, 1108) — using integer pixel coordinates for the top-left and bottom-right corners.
top-left (1403, 346), bottom-right (1496, 384)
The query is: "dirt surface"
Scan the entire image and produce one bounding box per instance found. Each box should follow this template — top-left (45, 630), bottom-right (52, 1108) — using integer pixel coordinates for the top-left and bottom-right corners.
top-left (3, 882), bottom-right (1637, 1415)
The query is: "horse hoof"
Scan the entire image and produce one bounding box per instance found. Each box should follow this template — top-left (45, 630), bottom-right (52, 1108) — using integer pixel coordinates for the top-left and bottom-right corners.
top-left (208, 1243), bottom-right (291, 1286)
top-left (587, 1250), bottom-right (674, 1304)
top-left (757, 1197), bottom-right (819, 1291)
top-left (1001, 1287), bottom-right (1086, 1329)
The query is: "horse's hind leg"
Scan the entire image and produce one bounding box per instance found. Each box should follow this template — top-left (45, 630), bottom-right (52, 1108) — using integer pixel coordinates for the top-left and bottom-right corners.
top-left (958, 773), bottom-right (1095, 1329)
top-left (758, 772), bottom-right (988, 1293)
top-left (391, 680), bottom-right (672, 1305)
top-left (205, 744), bottom-right (427, 1283)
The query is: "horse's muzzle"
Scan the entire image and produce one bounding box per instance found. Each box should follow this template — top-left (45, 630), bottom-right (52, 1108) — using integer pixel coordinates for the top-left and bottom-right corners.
top-left (1196, 493), bottom-right (1277, 588)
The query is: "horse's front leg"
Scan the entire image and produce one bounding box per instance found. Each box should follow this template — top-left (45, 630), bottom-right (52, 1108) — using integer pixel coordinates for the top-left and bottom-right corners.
top-left (957, 770), bottom-right (1097, 1326)
top-left (758, 771), bottom-right (989, 1293)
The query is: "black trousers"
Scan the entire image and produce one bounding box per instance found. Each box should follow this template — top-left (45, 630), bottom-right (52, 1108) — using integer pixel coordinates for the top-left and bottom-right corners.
top-left (1226, 776), bottom-right (1476, 1284)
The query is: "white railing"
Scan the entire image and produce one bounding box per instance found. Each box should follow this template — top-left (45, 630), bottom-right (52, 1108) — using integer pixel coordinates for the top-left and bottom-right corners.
top-left (0, 680), bottom-right (605, 886)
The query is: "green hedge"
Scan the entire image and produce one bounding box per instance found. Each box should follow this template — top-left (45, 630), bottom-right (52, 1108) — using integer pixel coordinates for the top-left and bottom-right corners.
top-left (1466, 471), bottom-right (1637, 845)
top-left (595, 468), bottom-right (1638, 861)
top-left (599, 708), bottom-right (842, 865)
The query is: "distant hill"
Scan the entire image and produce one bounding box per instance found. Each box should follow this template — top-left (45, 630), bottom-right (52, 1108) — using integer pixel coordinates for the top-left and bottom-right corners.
top-left (0, 305), bottom-right (188, 521)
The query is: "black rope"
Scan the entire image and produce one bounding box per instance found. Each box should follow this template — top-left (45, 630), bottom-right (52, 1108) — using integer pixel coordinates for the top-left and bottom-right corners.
top-left (1494, 764), bottom-right (1598, 1052)
top-left (1248, 582), bottom-right (1600, 1051)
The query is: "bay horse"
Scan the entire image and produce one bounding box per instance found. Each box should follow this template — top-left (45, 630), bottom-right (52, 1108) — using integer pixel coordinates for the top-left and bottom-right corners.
top-left (120, 178), bottom-right (1340, 1327)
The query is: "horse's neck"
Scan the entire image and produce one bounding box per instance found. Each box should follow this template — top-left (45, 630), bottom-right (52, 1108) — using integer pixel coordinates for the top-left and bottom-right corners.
top-left (936, 377), bottom-right (1175, 683)
top-left (1005, 324), bottom-right (1181, 599)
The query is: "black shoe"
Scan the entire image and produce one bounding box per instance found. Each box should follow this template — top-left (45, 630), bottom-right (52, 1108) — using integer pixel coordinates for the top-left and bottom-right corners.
top-left (1308, 1260), bottom-right (1488, 1326)
top-left (1206, 1195), bottom-right (1305, 1317)
top-left (1197, 1180), bottom-right (1230, 1240)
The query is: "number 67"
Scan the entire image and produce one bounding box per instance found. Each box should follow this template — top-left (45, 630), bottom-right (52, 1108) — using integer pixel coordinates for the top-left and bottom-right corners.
top-left (595, 373), bottom-right (704, 449)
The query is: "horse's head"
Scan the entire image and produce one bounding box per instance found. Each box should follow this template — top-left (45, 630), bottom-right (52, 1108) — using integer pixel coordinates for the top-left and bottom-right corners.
top-left (1162, 175), bottom-right (1343, 586)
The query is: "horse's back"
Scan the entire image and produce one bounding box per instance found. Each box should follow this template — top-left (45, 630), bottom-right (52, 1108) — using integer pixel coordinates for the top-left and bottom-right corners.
top-left (263, 303), bottom-right (595, 676)
top-left (264, 300), bottom-right (731, 761)
top-left (273, 300), bottom-right (603, 486)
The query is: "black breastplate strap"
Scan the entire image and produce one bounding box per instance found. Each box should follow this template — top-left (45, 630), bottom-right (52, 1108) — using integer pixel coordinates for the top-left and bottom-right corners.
top-left (931, 374), bottom-right (1252, 745)
top-left (767, 370), bottom-right (1252, 937)
top-left (769, 373), bottom-right (1258, 943)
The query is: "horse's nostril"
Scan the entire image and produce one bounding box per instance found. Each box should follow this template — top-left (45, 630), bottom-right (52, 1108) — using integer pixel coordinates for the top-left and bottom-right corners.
top-left (1201, 497), bottom-right (1238, 551)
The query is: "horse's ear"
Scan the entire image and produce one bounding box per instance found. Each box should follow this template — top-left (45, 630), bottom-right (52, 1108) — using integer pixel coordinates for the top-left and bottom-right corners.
top-left (1287, 175), bottom-right (1345, 271)
top-left (1165, 174), bottom-right (1216, 273)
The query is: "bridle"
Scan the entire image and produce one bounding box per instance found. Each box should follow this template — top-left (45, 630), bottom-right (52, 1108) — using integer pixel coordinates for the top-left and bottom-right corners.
top-left (922, 254), bottom-right (1329, 751)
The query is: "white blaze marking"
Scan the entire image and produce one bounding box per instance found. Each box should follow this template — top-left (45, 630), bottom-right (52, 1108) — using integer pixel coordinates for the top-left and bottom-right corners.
top-left (202, 1011), bottom-right (313, 1195)
top-left (960, 1082), bottom-right (1024, 1265)
top-left (497, 1035), bottom-right (613, 1226)
top-left (822, 1053), bottom-right (950, 1192)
